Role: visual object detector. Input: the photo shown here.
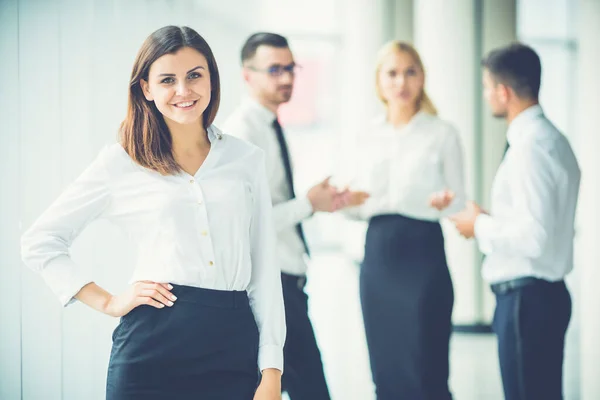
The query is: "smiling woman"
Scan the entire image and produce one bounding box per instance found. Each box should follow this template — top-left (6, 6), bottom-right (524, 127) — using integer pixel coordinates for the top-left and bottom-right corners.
top-left (20, 25), bottom-right (285, 400)
top-left (120, 26), bottom-right (221, 176)
top-left (143, 58), bottom-right (210, 118)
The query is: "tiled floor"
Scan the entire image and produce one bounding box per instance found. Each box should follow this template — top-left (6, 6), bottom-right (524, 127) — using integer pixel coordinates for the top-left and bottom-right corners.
top-left (282, 252), bottom-right (581, 400)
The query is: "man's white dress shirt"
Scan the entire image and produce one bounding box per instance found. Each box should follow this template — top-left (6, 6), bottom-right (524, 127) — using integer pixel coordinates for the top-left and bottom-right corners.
top-left (475, 105), bottom-right (581, 284)
top-left (223, 98), bottom-right (312, 277)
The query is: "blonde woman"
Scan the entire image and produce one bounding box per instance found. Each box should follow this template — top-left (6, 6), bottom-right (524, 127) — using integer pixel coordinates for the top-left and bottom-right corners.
top-left (344, 41), bottom-right (465, 399)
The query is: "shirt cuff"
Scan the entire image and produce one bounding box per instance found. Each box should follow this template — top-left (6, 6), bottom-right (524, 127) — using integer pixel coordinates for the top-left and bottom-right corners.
top-left (297, 196), bottom-right (314, 219)
top-left (258, 344), bottom-right (284, 373)
top-left (474, 214), bottom-right (494, 255)
top-left (39, 255), bottom-right (93, 307)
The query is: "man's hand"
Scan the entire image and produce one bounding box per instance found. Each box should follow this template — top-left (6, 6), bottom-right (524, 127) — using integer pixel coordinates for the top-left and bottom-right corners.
top-left (449, 201), bottom-right (483, 239)
top-left (307, 177), bottom-right (338, 212)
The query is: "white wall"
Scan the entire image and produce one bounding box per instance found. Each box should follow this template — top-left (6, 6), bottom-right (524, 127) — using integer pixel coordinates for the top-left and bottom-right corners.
top-left (0, 1), bottom-right (23, 398)
top-left (576, 0), bottom-right (600, 398)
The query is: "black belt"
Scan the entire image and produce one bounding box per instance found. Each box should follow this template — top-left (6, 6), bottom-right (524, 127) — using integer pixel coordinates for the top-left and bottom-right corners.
top-left (281, 273), bottom-right (307, 290)
top-left (490, 277), bottom-right (558, 295)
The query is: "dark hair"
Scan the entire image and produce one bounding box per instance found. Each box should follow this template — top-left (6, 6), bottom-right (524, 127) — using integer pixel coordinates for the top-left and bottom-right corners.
top-left (481, 43), bottom-right (541, 100)
top-left (120, 26), bottom-right (221, 175)
top-left (241, 32), bottom-right (289, 63)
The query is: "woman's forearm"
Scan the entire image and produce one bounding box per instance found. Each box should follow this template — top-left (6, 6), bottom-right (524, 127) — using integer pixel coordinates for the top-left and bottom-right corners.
top-left (74, 282), bottom-right (114, 315)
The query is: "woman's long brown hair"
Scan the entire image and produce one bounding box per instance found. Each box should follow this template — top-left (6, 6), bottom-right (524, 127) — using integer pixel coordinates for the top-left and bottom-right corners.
top-left (120, 26), bottom-right (221, 175)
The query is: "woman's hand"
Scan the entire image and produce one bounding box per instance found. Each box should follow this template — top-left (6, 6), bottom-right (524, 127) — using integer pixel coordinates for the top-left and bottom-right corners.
top-left (335, 188), bottom-right (370, 210)
top-left (429, 190), bottom-right (455, 211)
top-left (103, 281), bottom-right (177, 317)
top-left (254, 369), bottom-right (282, 400)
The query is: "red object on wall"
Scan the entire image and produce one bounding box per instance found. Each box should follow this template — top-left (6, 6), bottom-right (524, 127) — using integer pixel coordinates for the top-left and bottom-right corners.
top-left (278, 58), bottom-right (320, 127)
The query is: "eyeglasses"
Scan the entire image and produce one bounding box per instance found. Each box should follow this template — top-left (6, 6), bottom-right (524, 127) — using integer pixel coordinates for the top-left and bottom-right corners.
top-left (248, 63), bottom-right (301, 77)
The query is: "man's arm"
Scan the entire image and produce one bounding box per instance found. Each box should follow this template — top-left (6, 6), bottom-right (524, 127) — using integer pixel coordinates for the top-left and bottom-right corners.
top-left (474, 144), bottom-right (556, 257)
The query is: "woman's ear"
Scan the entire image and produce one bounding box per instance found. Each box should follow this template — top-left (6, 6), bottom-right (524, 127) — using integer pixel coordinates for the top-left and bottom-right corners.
top-left (140, 79), bottom-right (153, 101)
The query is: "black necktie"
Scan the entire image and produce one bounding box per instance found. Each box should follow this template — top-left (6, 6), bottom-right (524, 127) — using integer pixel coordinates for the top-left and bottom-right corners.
top-left (272, 119), bottom-right (310, 256)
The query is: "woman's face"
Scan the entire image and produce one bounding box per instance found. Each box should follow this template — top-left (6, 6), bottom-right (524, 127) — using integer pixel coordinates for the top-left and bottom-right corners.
top-left (141, 46), bottom-right (211, 126)
top-left (377, 50), bottom-right (424, 108)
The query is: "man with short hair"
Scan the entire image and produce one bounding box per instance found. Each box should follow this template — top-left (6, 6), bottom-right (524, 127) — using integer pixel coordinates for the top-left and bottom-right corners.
top-left (224, 32), bottom-right (365, 400)
top-left (451, 43), bottom-right (580, 400)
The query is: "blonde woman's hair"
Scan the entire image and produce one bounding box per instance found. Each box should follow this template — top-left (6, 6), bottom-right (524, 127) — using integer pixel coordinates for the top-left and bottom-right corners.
top-left (375, 40), bottom-right (438, 116)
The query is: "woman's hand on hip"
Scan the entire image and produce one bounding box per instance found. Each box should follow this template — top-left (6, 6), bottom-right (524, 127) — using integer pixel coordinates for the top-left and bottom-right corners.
top-left (103, 281), bottom-right (177, 317)
top-left (254, 368), bottom-right (282, 400)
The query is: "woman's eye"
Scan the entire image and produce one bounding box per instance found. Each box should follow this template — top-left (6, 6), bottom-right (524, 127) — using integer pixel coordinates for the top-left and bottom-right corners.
top-left (188, 72), bottom-right (201, 80)
top-left (161, 77), bottom-right (175, 84)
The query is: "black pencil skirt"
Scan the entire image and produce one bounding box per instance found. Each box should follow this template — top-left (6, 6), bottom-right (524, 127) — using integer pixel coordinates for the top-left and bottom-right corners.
top-left (106, 284), bottom-right (260, 400)
top-left (360, 214), bottom-right (454, 400)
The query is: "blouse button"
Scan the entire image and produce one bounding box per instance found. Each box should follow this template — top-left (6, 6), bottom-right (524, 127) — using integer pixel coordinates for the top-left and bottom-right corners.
top-left (201, 230), bottom-right (208, 236)
top-left (189, 179), bottom-right (195, 184)
top-left (209, 261), bottom-right (214, 266)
